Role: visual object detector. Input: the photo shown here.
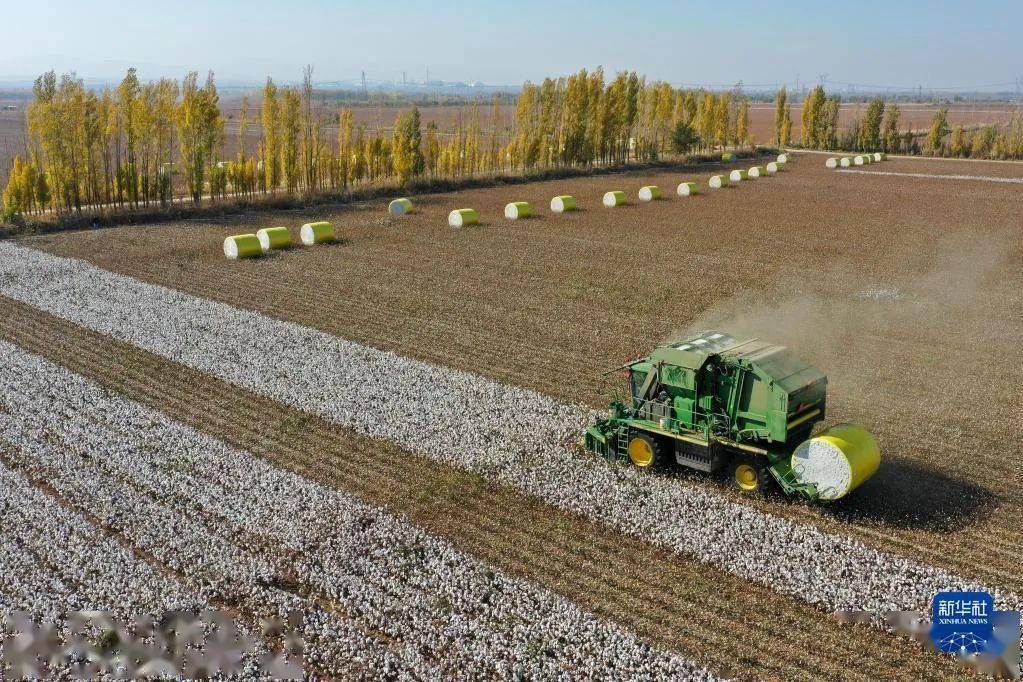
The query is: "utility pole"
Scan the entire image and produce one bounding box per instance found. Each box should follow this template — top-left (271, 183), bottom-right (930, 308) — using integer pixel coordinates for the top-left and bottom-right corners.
top-left (402, 71), bottom-right (406, 88)
top-left (361, 70), bottom-right (367, 99)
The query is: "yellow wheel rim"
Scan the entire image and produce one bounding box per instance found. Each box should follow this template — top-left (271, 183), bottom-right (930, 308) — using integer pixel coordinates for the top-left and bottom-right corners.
top-left (735, 463), bottom-right (759, 491)
top-left (628, 437), bottom-right (654, 468)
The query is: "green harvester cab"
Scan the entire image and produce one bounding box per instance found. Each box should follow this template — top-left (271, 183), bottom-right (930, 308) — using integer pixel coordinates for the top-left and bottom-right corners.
top-left (584, 331), bottom-right (843, 499)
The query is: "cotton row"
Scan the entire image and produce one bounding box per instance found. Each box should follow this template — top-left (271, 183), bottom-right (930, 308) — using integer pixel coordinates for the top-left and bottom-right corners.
top-left (0, 340), bottom-right (713, 681)
top-left (0, 244), bottom-right (1017, 623)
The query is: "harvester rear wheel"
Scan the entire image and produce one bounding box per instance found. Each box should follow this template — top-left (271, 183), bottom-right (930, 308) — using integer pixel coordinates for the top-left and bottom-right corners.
top-left (730, 456), bottom-right (770, 494)
top-left (626, 432), bottom-right (664, 469)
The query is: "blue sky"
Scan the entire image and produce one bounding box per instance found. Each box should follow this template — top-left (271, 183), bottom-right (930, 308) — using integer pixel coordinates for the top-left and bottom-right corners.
top-left (3, 0), bottom-right (1021, 89)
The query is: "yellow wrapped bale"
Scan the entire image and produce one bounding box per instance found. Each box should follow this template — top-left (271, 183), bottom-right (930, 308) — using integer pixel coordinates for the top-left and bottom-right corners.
top-left (224, 234), bottom-right (262, 260)
top-left (300, 221), bottom-right (335, 245)
top-left (448, 208), bottom-right (479, 227)
top-left (708, 174), bottom-right (729, 189)
top-left (602, 190), bottom-right (628, 207)
top-left (256, 226), bottom-right (292, 252)
top-left (876, 152), bottom-right (887, 161)
top-left (792, 424), bottom-right (881, 500)
top-left (721, 152), bottom-right (734, 162)
top-left (676, 181), bottom-right (699, 196)
top-left (638, 185), bottom-right (662, 202)
top-left (729, 169), bottom-right (748, 182)
top-left (388, 197), bottom-right (413, 215)
top-left (550, 195), bottom-right (577, 213)
top-left (504, 201), bottom-right (532, 219)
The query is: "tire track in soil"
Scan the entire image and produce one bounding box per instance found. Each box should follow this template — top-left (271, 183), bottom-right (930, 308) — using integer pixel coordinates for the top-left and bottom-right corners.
top-left (0, 296), bottom-right (972, 681)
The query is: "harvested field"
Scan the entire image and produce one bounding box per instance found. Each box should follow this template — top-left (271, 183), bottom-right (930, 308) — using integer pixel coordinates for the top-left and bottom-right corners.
top-left (0, 298), bottom-right (970, 681)
top-left (23, 153), bottom-right (1023, 604)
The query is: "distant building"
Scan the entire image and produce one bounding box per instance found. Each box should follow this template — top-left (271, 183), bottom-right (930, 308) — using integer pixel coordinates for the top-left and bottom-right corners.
top-left (1, 105), bottom-right (17, 111)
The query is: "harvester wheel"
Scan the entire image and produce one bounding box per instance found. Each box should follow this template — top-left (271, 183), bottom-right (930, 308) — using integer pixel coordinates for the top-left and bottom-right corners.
top-left (730, 456), bottom-right (770, 494)
top-left (626, 432), bottom-right (664, 469)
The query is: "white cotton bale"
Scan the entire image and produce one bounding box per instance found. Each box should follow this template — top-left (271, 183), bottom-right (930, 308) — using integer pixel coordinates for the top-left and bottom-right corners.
top-left (504, 201), bottom-right (532, 220)
top-left (777, 153), bottom-right (790, 163)
top-left (603, 190), bottom-right (628, 207)
top-left (729, 169), bottom-right (748, 182)
top-left (638, 186), bottom-right (662, 202)
top-left (748, 166), bottom-right (765, 178)
top-left (863, 155), bottom-right (873, 165)
top-left (877, 152), bottom-right (887, 161)
top-left (840, 157), bottom-right (853, 167)
top-left (765, 162), bottom-right (779, 174)
top-left (255, 226), bottom-right (292, 252)
top-left (550, 195), bottom-right (577, 213)
top-left (825, 157), bottom-right (840, 169)
top-left (708, 174), bottom-right (729, 189)
top-left (223, 234), bottom-right (262, 260)
top-left (448, 208), bottom-right (479, 228)
top-left (791, 424), bottom-right (881, 501)
top-left (854, 155), bottom-right (866, 166)
top-left (388, 197), bottom-right (413, 215)
top-left (300, 221), bottom-right (335, 245)
top-left (676, 181), bottom-right (699, 197)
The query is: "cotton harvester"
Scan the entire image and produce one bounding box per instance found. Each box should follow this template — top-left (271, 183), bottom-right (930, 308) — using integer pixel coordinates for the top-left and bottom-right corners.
top-left (583, 331), bottom-right (880, 501)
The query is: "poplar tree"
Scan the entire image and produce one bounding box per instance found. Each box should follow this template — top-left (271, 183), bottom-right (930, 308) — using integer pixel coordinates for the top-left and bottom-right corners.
top-left (736, 98), bottom-right (750, 146)
top-left (926, 108), bottom-right (950, 155)
top-left (774, 87), bottom-right (787, 146)
top-left (882, 104), bottom-right (901, 153)
top-left (858, 97), bottom-right (885, 151)
top-left (261, 78), bottom-right (281, 192)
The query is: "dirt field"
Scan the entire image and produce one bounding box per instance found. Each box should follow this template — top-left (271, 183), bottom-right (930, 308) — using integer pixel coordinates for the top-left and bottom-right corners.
top-left (0, 297), bottom-right (960, 681)
top-left (25, 153), bottom-right (1023, 605)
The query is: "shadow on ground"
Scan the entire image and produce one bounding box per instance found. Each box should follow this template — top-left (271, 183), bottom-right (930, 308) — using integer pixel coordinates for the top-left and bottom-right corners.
top-left (820, 457), bottom-right (1000, 533)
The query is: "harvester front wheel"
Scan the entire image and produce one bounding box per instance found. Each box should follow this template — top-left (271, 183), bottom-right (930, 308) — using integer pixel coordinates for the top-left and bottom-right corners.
top-left (730, 456), bottom-right (770, 494)
top-left (627, 432), bottom-right (664, 469)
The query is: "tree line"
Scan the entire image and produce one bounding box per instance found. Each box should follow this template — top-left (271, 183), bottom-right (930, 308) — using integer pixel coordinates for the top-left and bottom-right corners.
top-left (3, 66), bottom-right (760, 219)
top-left (780, 84), bottom-right (1023, 158)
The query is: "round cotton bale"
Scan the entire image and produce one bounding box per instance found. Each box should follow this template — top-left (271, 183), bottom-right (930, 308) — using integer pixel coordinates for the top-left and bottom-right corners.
top-left (223, 234), bottom-right (262, 260)
top-left (877, 152), bottom-right (887, 161)
top-left (504, 201), bottom-right (532, 220)
top-left (854, 155), bottom-right (866, 166)
top-left (729, 169), bottom-right (748, 182)
top-left (602, 190), bottom-right (628, 207)
top-left (777, 153), bottom-right (790, 164)
top-left (448, 208), bottom-right (479, 228)
top-left (255, 226), bottom-right (292, 252)
top-left (388, 197), bottom-right (413, 215)
top-left (765, 162), bottom-right (779, 174)
top-left (638, 185), bottom-right (662, 202)
top-left (300, 221), bottom-right (335, 245)
top-left (708, 174), bottom-right (729, 189)
top-left (825, 157), bottom-right (840, 169)
top-left (791, 424), bottom-right (881, 501)
top-left (676, 181), bottom-right (699, 197)
top-left (550, 195), bottom-right (577, 213)
top-left (864, 154), bottom-right (874, 165)
top-left (748, 166), bottom-right (765, 178)
top-left (840, 156), bottom-right (853, 167)
top-left (721, 152), bottom-right (733, 162)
